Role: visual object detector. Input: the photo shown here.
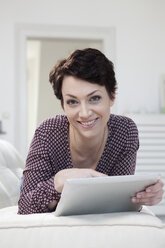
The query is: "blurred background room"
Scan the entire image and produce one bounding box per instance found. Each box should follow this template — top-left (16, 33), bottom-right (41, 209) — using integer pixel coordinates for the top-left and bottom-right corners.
top-left (0, 0), bottom-right (165, 218)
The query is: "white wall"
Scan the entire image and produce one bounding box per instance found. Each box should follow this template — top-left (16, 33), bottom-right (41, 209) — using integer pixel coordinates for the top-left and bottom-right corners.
top-left (0, 0), bottom-right (165, 155)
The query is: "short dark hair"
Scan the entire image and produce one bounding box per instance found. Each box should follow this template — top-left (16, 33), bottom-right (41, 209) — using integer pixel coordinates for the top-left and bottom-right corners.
top-left (49, 48), bottom-right (117, 106)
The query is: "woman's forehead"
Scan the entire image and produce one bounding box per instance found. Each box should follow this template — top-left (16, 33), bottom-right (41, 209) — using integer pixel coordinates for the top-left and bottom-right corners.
top-left (62, 76), bottom-right (106, 96)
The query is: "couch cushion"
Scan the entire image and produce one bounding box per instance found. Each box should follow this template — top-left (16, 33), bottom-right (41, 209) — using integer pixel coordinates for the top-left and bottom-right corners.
top-left (0, 140), bottom-right (24, 208)
top-left (0, 206), bottom-right (162, 228)
top-left (0, 206), bottom-right (164, 248)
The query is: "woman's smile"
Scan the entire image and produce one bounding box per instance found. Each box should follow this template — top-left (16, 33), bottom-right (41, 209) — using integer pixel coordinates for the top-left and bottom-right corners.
top-left (77, 118), bottom-right (99, 129)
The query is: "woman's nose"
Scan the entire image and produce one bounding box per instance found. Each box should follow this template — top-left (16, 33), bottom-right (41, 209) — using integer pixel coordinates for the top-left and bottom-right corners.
top-left (79, 103), bottom-right (92, 119)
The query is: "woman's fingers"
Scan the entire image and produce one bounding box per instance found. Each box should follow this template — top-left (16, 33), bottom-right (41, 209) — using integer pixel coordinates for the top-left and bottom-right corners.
top-left (54, 168), bottom-right (108, 193)
top-left (145, 179), bottom-right (164, 193)
top-left (136, 189), bottom-right (164, 199)
top-left (131, 179), bottom-right (164, 206)
top-left (131, 196), bottom-right (163, 206)
top-left (89, 169), bottom-right (107, 177)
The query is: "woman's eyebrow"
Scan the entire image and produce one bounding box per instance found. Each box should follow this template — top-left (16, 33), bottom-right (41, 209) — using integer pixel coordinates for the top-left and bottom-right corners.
top-left (65, 90), bottom-right (100, 99)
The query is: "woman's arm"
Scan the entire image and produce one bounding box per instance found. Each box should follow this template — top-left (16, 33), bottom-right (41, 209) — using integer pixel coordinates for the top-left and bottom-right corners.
top-left (18, 128), bottom-right (61, 214)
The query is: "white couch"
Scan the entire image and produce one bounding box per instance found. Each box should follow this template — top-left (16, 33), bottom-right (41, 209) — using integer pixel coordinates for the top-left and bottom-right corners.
top-left (0, 140), bottom-right (165, 248)
top-left (0, 140), bottom-right (24, 209)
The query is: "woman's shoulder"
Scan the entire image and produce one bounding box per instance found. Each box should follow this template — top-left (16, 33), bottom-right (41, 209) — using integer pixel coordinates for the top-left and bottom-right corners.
top-left (36, 115), bottom-right (69, 133)
top-left (108, 114), bottom-right (138, 132)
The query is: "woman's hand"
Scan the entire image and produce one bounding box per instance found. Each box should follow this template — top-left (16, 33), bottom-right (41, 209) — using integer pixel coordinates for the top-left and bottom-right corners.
top-left (54, 168), bottom-right (107, 193)
top-left (131, 179), bottom-right (164, 206)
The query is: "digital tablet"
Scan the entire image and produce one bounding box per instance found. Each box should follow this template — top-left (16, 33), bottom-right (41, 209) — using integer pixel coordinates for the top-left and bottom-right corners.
top-left (54, 174), bottom-right (160, 216)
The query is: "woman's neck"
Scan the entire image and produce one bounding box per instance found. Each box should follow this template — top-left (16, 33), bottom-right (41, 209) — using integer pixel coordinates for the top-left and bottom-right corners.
top-left (69, 125), bottom-right (108, 166)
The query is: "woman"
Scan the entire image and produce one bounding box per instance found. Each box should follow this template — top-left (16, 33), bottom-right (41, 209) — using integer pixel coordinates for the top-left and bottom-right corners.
top-left (18, 48), bottom-right (164, 214)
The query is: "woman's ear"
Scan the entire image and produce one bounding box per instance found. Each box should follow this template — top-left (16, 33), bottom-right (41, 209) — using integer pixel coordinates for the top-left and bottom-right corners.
top-left (109, 95), bottom-right (115, 107)
top-left (61, 98), bottom-right (65, 111)
top-left (110, 99), bottom-right (114, 107)
top-left (110, 92), bottom-right (116, 107)
top-left (61, 103), bottom-right (64, 111)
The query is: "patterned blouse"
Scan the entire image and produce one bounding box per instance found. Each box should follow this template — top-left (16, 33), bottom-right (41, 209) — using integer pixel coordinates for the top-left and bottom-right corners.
top-left (18, 114), bottom-right (139, 214)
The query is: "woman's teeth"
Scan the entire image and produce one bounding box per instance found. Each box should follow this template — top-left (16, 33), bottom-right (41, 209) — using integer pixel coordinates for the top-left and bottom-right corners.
top-left (79, 119), bottom-right (97, 126)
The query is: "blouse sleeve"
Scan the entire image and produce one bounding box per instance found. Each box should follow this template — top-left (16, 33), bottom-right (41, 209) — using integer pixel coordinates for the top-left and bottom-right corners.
top-left (18, 128), bottom-right (61, 215)
top-left (111, 119), bottom-right (139, 176)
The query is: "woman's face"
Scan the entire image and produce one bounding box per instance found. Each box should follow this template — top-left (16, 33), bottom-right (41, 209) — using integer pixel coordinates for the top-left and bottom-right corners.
top-left (62, 76), bottom-right (114, 138)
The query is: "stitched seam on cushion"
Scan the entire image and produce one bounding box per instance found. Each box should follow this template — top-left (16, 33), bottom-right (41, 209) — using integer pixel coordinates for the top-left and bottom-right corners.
top-left (0, 223), bottom-right (163, 229)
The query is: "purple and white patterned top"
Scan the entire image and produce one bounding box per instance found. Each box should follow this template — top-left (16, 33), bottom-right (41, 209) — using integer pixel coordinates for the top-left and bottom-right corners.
top-left (18, 114), bottom-right (139, 214)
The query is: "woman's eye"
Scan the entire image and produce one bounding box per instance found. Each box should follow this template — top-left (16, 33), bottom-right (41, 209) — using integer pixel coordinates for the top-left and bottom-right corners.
top-left (66, 99), bottom-right (78, 105)
top-left (90, 95), bottom-right (101, 102)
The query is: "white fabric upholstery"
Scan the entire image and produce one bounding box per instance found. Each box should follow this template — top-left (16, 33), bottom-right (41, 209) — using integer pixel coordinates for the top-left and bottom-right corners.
top-left (0, 140), bottom-right (24, 208)
top-left (0, 206), bottom-right (165, 248)
top-left (0, 140), bottom-right (164, 248)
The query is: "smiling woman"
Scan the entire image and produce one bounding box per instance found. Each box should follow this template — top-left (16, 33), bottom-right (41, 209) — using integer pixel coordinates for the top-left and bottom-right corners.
top-left (18, 48), bottom-right (164, 215)
top-left (62, 76), bottom-right (113, 136)
top-left (62, 76), bottom-right (113, 169)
